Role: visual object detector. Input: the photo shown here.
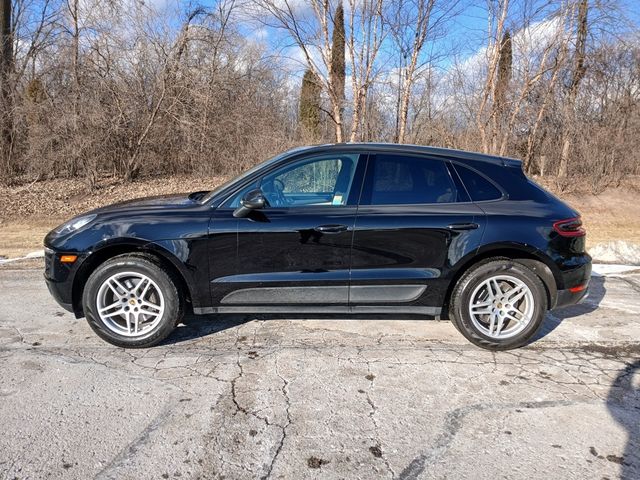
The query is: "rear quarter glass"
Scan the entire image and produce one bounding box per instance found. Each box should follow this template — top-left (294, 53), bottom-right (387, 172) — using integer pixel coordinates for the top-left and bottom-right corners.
top-left (472, 160), bottom-right (578, 217)
top-left (452, 163), bottom-right (503, 201)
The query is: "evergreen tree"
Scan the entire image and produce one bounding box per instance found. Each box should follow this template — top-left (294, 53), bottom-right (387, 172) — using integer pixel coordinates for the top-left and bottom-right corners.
top-left (299, 68), bottom-right (322, 140)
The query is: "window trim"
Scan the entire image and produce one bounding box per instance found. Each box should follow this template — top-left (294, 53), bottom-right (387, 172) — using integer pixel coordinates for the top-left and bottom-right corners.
top-left (358, 153), bottom-right (467, 207)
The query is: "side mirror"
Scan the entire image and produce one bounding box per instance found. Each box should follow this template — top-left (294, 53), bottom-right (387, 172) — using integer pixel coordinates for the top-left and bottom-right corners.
top-left (233, 189), bottom-right (267, 218)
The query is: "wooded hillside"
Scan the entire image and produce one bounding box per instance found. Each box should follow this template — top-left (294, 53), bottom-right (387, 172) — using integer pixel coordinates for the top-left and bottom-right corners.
top-left (0, 0), bottom-right (638, 191)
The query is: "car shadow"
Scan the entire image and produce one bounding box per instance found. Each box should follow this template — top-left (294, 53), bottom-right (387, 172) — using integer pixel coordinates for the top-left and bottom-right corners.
top-left (533, 274), bottom-right (606, 340)
top-left (160, 313), bottom-right (254, 345)
top-left (161, 275), bottom-right (607, 346)
top-left (161, 312), bottom-right (431, 346)
top-left (607, 359), bottom-right (640, 479)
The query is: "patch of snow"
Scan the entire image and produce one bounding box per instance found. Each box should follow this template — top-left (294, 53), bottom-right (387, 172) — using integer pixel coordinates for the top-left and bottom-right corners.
top-left (0, 250), bottom-right (44, 265)
top-left (589, 241), bottom-right (640, 266)
top-left (591, 263), bottom-right (640, 277)
top-left (0, 257), bottom-right (21, 265)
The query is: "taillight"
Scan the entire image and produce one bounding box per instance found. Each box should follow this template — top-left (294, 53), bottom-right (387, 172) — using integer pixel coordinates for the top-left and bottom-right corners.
top-left (553, 217), bottom-right (586, 237)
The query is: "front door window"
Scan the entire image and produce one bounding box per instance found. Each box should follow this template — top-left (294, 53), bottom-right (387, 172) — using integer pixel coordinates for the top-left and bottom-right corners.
top-left (260, 154), bottom-right (358, 208)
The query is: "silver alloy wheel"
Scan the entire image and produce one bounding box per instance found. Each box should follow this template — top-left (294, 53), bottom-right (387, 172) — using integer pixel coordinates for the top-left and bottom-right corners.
top-left (468, 274), bottom-right (535, 339)
top-left (96, 271), bottom-right (165, 337)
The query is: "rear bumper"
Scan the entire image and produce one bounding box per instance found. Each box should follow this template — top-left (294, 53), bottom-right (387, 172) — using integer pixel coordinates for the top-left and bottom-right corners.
top-left (552, 255), bottom-right (592, 309)
top-left (555, 285), bottom-right (589, 308)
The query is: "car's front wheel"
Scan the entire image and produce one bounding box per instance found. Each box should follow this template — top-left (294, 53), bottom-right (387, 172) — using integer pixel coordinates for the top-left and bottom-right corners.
top-left (450, 259), bottom-right (548, 350)
top-left (82, 254), bottom-right (183, 348)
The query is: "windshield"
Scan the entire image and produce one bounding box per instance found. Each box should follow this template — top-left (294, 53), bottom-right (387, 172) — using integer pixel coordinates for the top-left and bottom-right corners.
top-left (199, 147), bottom-right (310, 204)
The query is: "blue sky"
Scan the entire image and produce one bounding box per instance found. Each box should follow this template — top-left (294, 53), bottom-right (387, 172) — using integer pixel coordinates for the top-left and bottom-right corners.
top-left (18, 0), bottom-right (639, 77)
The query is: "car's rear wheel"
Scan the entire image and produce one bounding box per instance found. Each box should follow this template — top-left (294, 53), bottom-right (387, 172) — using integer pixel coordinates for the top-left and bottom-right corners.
top-left (82, 254), bottom-right (183, 348)
top-left (450, 259), bottom-right (547, 350)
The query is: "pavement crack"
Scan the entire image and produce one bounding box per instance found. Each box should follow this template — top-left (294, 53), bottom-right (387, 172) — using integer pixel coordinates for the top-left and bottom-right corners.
top-left (396, 399), bottom-right (600, 480)
top-left (94, 404), bottom-right (176, 480)
top-left (230, 351), bottom-right (247, 415)
top-left (261, 355), bottom-right (292, 480)
top-left (362, 356), bottom-right (395, 479)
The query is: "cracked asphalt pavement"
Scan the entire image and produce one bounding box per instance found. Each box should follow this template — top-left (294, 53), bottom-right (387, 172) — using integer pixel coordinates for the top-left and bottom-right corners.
top-left (1, 268), bottom-right (639, 480)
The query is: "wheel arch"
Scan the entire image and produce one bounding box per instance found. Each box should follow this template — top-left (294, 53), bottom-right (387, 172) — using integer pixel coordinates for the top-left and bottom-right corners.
top-left (443, 243), bottom-right (559, 317)
top-left (71, 240), bottom-right (194, 317)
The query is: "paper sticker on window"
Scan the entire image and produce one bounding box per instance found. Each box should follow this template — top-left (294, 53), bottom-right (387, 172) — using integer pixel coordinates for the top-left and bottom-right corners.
top-left (332, 194), bottom-right (343, 205)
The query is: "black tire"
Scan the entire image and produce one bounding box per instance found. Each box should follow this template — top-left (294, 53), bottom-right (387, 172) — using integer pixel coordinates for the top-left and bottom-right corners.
top-left (82, 254), bottom-right (183, 348)
top-left (450, 259), bottom-right (548, 350)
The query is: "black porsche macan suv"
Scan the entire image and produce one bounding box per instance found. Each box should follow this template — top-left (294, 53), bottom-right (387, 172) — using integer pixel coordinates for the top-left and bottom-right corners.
top-left (44, 144), bottom-right (591, 350)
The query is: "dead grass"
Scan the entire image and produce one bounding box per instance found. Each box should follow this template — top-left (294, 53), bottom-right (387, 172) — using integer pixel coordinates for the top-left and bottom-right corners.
top-left (0, 175), bottom-right (226, 259)
top-left (0, 174), bottom-right (226, 219)
top-left (0, 218), bottom-right (62, 259)
top-left (561, 189), bottom-right (640, 247)
top-left (1, 175), bottom-right (638, 260)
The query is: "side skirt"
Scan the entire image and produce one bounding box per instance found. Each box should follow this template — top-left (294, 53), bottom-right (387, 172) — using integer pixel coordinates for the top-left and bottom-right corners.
top-left (193, 305), bottom-right (442, 316)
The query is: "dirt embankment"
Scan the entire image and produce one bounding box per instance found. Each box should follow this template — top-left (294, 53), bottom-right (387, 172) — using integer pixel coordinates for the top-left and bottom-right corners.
top-left (0, 175), bottom-right (226, 219)
top-left (0, 175), bottom-right (224, 259)
top-left (1, 175), bottom-right (639, 260)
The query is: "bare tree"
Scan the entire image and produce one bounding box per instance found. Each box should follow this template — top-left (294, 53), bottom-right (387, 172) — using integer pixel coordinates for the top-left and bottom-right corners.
top-left (330, 2), bottom-right (345, 141)
top-left (558, 0), bottom-right (588, 177)
top-left (346, 0), bottom-right (385, 141)
top-left (491, 30), bottom-right (511, 147)
top-left (252, 0), bottom-right (346, 141)
top-left (0, 0), bottom-right (13, 182)
top-left (386, 0), bottom-right (444, 143)
top-left (0, 0), bottom-right (637, 191)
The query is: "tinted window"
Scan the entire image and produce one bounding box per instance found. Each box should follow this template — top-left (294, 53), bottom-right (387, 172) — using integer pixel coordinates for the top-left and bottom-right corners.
top-left (225, 154), bottom-right (359, 208)
top-left (454, 164), bottom-right (503, 201)
top-left (362, 154), bottom-right (458, 205)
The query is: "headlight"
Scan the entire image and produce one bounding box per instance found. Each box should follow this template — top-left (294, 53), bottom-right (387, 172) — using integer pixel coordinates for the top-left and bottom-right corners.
top-left (53, 214), bottom-right (97, 236)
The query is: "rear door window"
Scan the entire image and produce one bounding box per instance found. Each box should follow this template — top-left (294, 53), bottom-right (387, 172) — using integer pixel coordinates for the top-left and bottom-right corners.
top-left (360, 154), bottom-right (459, 205)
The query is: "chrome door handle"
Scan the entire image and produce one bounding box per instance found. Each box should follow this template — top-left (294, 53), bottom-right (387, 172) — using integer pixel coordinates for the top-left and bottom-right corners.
top-left (447, 222), bottom-right (479, 230)
top-left (314, 224), bottom-right (349, 233)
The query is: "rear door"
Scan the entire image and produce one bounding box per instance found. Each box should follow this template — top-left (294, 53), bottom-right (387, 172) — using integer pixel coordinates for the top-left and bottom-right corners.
top-left (349, 153), bottom-right (486, 313)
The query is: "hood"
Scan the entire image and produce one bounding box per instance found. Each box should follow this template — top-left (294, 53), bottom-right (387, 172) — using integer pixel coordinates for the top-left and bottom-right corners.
top-left (87, 192), bottom-right (207, 215)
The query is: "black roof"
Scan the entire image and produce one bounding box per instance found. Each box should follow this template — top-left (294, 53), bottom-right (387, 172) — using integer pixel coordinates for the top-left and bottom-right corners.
top-left (292, 143), bottom-right (522, 167)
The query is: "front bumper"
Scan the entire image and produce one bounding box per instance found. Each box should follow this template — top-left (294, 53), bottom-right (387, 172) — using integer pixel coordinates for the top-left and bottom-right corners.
top-left (44, 247), bottom-right (86, 315)
top-left (45, 279), bottom-right (74, 312)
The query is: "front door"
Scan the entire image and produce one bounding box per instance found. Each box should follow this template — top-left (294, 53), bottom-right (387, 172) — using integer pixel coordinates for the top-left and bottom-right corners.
top-left (208, 152), bottom-right (366, 309)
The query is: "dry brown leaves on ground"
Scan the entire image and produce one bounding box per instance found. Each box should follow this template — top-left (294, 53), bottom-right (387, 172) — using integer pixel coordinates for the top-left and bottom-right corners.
top-left (0, 175), bottom-right (226, 220)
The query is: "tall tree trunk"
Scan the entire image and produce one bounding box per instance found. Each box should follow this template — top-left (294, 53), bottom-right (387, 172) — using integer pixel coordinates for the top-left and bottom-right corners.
top-left (490, 30), bottom-right (511, 153)
top-left (69, 0), bottom-right (84, 181)
top-left (330, 2), bottom-right (345, 142)
top-left (476, 0), bottom-right (509, 154)
top-left (0, 0), bottom-right (13, 183)
top-left (523, 55), bottom-right (563, 173)
top-left (558, 0), bottom-right (588, 177)
top-left (347, 0), bottom-right (384, 142)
